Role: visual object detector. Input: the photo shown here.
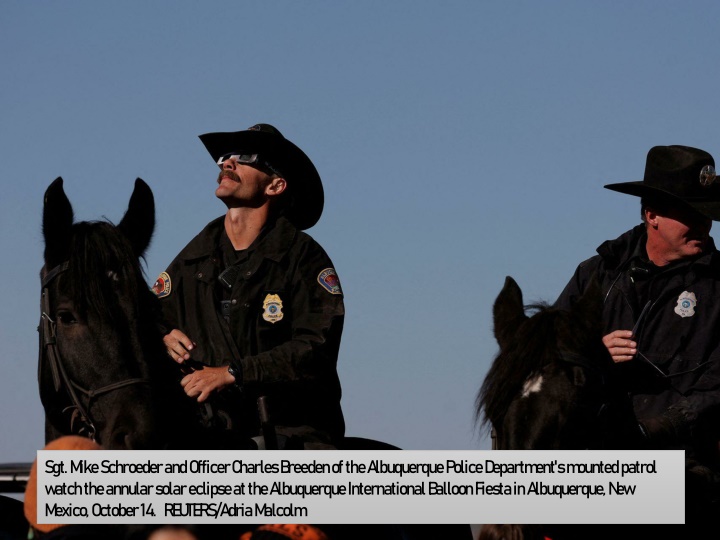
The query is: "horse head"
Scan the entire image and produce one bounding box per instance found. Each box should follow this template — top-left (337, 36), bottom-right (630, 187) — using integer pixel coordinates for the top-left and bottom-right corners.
top-left (40, 177), bottom-right (168, 449)
top-left (478, 276), bottom-right (636, 449)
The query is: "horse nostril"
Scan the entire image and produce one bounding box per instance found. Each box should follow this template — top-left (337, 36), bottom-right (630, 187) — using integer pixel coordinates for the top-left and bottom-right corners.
top-left (108, 430), bottom-right (139, 450)
top-left (117, 429), bottom-right (159, 450)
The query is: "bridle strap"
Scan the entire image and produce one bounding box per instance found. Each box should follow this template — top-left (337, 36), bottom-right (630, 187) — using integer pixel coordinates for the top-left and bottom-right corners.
top-left (72, 377), bottom-right (151, 400)
top-left (41, 261), bottom-right (69, 289)
top-left (40, 289), bottom-right (62, 392)
top-left (39, 261), bottom-right (150, 443)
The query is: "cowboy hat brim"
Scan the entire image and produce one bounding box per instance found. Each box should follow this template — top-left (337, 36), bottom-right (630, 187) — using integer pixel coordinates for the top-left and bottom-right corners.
top-left (605, 181), bottom-right (720, 221)
top-left (199, 130), bottom-right (324, 230)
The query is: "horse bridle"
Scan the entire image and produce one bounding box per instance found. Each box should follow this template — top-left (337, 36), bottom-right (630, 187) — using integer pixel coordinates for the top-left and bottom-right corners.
top-left (39, 261), bottom-right (151, 444)
top-left (490, 350), bottom-right (611, 450)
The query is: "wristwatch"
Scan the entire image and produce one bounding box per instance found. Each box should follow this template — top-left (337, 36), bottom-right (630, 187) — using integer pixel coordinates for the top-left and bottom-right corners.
top-left (227, 362), bottom-right (243, 387)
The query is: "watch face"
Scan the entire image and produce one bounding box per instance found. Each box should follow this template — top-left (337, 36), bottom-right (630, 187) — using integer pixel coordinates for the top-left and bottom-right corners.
top-left (228, 364), bottom-right (241, 383)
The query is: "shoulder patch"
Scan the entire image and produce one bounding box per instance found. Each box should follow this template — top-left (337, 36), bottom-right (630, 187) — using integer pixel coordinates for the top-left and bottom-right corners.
top-left (152, 271), bottom-right (172, 298)
top-left (317, 268), bottom-right (342, 295)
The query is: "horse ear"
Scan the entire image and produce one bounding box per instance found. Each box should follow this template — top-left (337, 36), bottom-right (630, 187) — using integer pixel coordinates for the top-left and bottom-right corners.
top-left (118, 178), bottom-right (155, 257)
top-left (43, 177), bottom-right (74, 268)
top-left (493, 276), bottom-right (528, 351)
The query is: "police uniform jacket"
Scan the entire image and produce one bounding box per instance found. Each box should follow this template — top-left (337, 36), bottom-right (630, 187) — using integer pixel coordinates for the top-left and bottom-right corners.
top-left (156, 215), bottom-right (345, 444)
top-left (556, 224), bottom-right (720, 450)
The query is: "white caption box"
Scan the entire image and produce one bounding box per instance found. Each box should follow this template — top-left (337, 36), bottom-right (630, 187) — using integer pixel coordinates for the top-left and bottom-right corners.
top-left (36, 450), bottom-right (684, 524)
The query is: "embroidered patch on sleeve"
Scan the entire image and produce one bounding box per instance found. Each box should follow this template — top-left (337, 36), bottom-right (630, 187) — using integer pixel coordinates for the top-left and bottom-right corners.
top-left (151, 271), bottom-right (172, 298)
top-left (317, 268), bottom-right (342, 295)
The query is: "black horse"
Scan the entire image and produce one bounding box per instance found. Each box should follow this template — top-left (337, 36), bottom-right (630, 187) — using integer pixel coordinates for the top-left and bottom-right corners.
top-left (477, 277), bottom-right (720, 538)
top-left (39, 177), bottom-right (403, 452)
top-left (475, 277), bottom-right (645, 540)
top-left (477, 276), bottom-right (639, 450)
top-left (39, 177), bottom-right (196, 449)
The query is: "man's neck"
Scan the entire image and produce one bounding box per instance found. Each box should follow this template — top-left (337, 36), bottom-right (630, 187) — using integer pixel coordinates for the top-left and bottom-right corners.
top-left (224, 207), bottom-right (270, 250)
top-left (644, 236), bottom-right (700, 267)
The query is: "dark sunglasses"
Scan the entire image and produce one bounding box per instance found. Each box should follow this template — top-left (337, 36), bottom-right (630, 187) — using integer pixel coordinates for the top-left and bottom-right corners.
top-left (216, 153), bottom-right (281, 176)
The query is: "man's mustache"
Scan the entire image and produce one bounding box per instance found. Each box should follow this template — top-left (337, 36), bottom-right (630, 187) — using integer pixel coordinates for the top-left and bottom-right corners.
top-left (218, 170), bottom-right (241, 183)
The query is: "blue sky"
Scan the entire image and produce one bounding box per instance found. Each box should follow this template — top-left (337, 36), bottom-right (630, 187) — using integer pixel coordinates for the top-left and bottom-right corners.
top-left (3, 1), bottom-right (720, 464)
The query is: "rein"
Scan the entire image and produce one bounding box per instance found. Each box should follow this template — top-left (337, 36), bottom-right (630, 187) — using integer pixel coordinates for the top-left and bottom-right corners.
top-left (558, 349), bottom-right (607, 375)
top-left (39, 262), bottom-right (151, 443)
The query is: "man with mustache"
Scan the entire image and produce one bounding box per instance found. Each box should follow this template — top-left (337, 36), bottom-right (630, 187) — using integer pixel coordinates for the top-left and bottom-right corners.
top-left (153, 123), bottom-right (344, 449)
top-left (556, 145), bottom-right (720, 522)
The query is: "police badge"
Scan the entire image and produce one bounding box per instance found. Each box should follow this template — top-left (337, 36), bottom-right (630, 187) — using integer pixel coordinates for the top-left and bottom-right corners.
top-left (262, 294), bottom-right (284, 323)
top-left (674, 291), bottom-right (697, 318)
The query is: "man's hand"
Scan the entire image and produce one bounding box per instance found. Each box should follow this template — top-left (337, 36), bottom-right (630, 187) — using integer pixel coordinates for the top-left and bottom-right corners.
top-left (163, 329), bottom-right (195, 363)
top-left (180, 366), bottom-right (235, 403)
top-left (602, 330), bottom-right (637, 363)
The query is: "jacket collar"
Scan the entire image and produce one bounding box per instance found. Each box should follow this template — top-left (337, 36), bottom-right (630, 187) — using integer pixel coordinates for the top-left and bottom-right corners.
top-left (596, 224), bottom-right (646, 270)
top-left (596, 223), bottom-right (718, 272)
top-left (178, 215), bottom-right (297, 262)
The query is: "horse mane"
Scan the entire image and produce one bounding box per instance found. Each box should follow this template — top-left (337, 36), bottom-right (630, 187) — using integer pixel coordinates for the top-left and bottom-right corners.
top-left (60, 220), bottom-right (150, 322)
top-left (477, 302), bottom-right (562, 430)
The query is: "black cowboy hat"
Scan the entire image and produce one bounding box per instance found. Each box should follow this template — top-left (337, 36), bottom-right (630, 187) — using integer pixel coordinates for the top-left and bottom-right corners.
top-left (199, 123), bottom-right (323, 230)
top-left (604, 145), bottom-right (720, 221)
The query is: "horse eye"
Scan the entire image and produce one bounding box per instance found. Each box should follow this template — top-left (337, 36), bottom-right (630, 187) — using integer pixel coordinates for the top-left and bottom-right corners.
top-left (107, 271), bottom-right (119, 282)
top-left (57, 310), bottom-right (78, 325)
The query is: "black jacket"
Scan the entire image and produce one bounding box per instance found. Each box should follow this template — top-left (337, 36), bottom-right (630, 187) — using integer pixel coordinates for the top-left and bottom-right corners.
top-left (156, 216), bottom-right (345, 444)
top-left (556, 224), bottom-right (720, 452)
